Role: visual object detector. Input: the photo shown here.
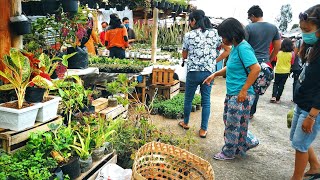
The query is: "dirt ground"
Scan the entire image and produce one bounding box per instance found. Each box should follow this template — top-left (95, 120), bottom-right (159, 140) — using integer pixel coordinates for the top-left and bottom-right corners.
top-left (151, 77), bottom-right (320, 180)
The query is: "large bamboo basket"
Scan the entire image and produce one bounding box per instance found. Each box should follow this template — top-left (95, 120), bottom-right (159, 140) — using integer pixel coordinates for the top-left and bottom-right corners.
top-left (132, 142), bottom-right (214, 180)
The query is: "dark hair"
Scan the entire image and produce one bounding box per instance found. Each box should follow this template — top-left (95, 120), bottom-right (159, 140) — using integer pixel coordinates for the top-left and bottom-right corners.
top-left (300, 4), bottom-right (320, 63)
top-left (109, 13), bottom-right (122, 28)
top-left (101, 21), bottom-right (108, 25)
top-left (217, 18), bottom-right (245, 44)
top-left (189, 10), bottom-right (212, 32)
top-left (280, 38), bottom-right (294, 52)
top-left (247, 5), bottom-right (263, 18)
top-left (122, 17), bottom-right (129, 22)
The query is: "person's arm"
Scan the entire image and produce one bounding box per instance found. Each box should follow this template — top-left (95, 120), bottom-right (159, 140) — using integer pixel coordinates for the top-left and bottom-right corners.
top-left (123, 27), bottom-right (129, 48)
top-left (269, 39), bottom-right (281, 62)
top-left (203, 67), bottom-right (226, 85)
top-left (182, 50), bottom-right (188, 60)
top-left (215, 44), bottom-right (231, 63)
top-left (237, 63), bottom-right (260, 102)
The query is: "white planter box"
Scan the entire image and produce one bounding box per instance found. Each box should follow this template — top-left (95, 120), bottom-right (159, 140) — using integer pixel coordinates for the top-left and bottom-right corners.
top-left (36, 96), bottom-right (61, 123)
top-left (0, 101), bottom-right (41, 131)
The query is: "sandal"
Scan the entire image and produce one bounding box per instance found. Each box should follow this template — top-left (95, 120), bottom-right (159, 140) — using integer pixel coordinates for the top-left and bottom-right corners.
top-left (270, 97), bottom-right (276, 103)
top-left (199, 129), bottom-right (207, 138)
top-left (178, 121), bottom-right (189, 130)
top-left (213, 152), bottom-right (235, 161)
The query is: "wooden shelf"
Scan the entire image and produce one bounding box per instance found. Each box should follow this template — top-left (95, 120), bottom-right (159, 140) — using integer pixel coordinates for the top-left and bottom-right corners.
top-left (76, 151), bottom-right (116, 180)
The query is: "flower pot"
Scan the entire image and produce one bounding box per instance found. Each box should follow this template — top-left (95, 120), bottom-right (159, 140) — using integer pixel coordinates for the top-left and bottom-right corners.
top-left (42, 0), bottom-right (60, 14)
top-left (116, 4), bottom-right (124, 11)
top-left (92, 146), bottom-right (105, 161)
top-left (105, 4), bottom-right (110, 10)
top-left (88, 0), bottom-right (97, 9)
top-left (151, 107), bottom-right (158, 115)
top-left (36, 96), bottom-right (61, 122)
top-left (25, 87), bottom-right (46, 103)
top-left (103, 142), bottom-right (113, 155)
top-left (22, 2), bottom-right (31, 15)
top-left (60, 156), bottom-right (81, 179)
top-left (10, 20), bottom-right (31, 35)
top-left (108, 97), bottom-right (118, 107)
top-left (28, 1), bottom-right (45, 15)
top-left (196, 104), bottom-right (201, 110)
top-left (61, 0), bottom-right (79, 12)
top-left (67, 46), bottom-right (89, 69)
top-left (79, 156), bottom-right (93, 173)
top-left (49, 167), bottom-right (63, 180)
top-left (191, 105), bottom-right (196, 112)
top-left (0, 101), bottom-right (41, 131)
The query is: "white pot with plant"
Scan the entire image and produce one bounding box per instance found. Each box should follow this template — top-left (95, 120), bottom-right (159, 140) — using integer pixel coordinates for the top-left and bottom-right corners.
top-left (0, 49), bottom-right (48, 131)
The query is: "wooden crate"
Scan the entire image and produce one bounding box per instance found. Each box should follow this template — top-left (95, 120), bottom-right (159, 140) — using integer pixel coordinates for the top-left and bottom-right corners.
top-left (151, 81), bottom-right (180, 100)
top-left (99, 104), bottom-right (128, 120)
top-left (152, 68), bottom-right (179, 86)
top-left (76, 151), bottom-right (117, 180)
top-left (92, 98), bottom-right (108, 113)
top-left (0, 116), bottom-right (63, 153)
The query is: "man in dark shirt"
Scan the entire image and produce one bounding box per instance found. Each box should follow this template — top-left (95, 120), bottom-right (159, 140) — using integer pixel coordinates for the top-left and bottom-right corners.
top-left (245, 5), bottom-right (281, 118)
top-left (122, 17), bottom-right (136, 44)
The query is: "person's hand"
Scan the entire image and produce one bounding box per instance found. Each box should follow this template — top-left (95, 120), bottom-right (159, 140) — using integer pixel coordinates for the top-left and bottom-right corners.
top-left (237, 89), bottom-right (247, 103)
top-left (302, 117), bottom-right (315, 133)
top-left (203, 73), bottom-right (216, 85)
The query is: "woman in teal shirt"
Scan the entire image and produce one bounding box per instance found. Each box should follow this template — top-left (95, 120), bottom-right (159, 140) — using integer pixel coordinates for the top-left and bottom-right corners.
top-left (204, 18), bottom-right (261, 160)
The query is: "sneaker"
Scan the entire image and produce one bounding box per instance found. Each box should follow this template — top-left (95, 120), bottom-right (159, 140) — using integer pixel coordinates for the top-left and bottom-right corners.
top-left (213, 152), bottom-right (235, 161)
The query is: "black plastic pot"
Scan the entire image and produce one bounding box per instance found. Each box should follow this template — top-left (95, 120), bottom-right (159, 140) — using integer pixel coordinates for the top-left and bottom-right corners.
top-left (43, 0), bottom-right (60, 14)
top-left (151, 107), bottom-right (158, 115)
top-left (28, 1), bottom-right (45, 15)
top-left (92, 146), bottom-right (105, 161)
top-left (103, 142), bottom-right (113, 155)
top-left (79, 156), bottom-right (93, 173)
top-left (191, 105), bottom-right (196, 112)
top-left (164, 2), bottom-right (171, 10)
top-left (22, 2), bottom-right (31, 15)
top-left (60, 157), bottom-right (81, 179)
top-left (61, 0), bottom-right (79, 12)
top-left (157, 0), bottom-right (165, 9)
top-left (105, 4), bottom-right (110, 10)
top-left (67, 46), bottom-right (89, 69)
top-left (108, 97), bottom-right (118, 107)
top-left (10, 20), bottom-right (31, 35)
top-left (49, 167), bottom-right (63, 180)
top-left (173, 4), bottom-right (179, 12)
top-left (116, 4), bottom-right (124, 11)
top-left (88, 0), bottom-right (98, 9)
top-left (196, 104), bottom-right (201, 110)
top-left (25, 87), bottom-right (45, 103)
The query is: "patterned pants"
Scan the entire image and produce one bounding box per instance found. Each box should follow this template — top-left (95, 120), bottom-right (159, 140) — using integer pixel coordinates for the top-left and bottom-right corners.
top-left (222, 95), bottom-right (259, 157)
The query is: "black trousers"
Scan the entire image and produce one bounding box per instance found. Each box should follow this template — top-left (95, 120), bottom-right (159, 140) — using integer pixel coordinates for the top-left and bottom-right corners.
top-left (272, 73), bottom-right (289, 101)
top-left (109, 47), bottom-right (125, 59)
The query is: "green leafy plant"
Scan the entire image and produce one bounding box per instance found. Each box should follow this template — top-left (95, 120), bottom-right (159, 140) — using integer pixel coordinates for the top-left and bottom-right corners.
top-left (51, 124), bottom-right (75, 163)
top-left (0, 49), bottom-right (50, 108)
top-left (70, 125), bottom-right (91, 160)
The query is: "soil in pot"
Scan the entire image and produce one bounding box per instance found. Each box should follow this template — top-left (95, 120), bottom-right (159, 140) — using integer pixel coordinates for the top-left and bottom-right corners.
top-left (108, 97), bottom-right (118, 107)
top-left (60, 156), bottom-right (81, 179)
top-left (1, 101), bottom-right (33, 109)
top-left (103, 142), bottom-right (113, 155)
top-left (79, 156), bottom-right (93, 173)
top-left (25, 87), bottom-right (46, 103)
top-left (92, 146), bottom-right (105, 161)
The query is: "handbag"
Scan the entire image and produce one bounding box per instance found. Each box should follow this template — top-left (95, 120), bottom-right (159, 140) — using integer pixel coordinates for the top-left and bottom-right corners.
top-left (238, 48), bottom-right (274, 95)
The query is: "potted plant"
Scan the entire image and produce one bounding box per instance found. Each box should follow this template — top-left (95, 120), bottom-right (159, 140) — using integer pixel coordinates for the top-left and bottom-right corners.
top-left (61, 0), bottom-right (79, 12)
top-left (51, 124), bottom-right (81, 179)
top-left (106, 81), bottom-right (120, 107)
top-left (0, 49), bottom-right (51, 131)
top-left (10, 15), bottom-right (31, 35)
top-left (42, 0), bottom-right (60, 14)
top-left (70, 125), bottom-right (92, 173)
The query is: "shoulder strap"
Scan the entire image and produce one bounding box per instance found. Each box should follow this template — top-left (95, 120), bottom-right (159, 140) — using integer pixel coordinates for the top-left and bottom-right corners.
top-left (237, 46), bottom-right (249, 76)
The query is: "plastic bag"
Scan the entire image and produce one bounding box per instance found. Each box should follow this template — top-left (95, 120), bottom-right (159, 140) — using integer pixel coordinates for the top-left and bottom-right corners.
top-left (96, 163), bottom-right (132, 180)
top-left (175, 61), bottom-right (187, 82)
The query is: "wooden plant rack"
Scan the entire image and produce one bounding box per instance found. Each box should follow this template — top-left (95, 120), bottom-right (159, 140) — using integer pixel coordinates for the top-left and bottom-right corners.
top-left (0, 116), bottom-right (63, 153)
top-left (151, 68), bottom-right (179, 86)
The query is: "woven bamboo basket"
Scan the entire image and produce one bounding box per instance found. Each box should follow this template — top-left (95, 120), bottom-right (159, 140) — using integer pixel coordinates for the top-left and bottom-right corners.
top-left (132, 142), bottom-right (214, 180)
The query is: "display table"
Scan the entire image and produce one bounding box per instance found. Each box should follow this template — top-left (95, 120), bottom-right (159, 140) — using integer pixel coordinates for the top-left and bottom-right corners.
top-left (66, 67), bottom-right (99, 76)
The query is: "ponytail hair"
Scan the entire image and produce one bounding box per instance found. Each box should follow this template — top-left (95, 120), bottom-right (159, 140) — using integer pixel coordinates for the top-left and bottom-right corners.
top-left (189, 10), bottom-right (212, 32)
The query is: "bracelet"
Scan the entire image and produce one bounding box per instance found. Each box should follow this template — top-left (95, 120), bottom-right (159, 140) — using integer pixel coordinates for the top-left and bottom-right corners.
top-left (307, 114), bottom-right (316, 121)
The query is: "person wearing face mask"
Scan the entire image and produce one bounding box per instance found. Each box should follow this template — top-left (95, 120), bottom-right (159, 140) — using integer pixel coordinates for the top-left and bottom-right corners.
top-left (178, 10), bottom-right (230, 138)
top-left (245, 5), bottom-right (281, 119)
top-left (99, 21), bottom-right (108, 46)
top-left (122, 17), bottom-right (136, 44)
top-left (290, 4), bottom-right (320, 180)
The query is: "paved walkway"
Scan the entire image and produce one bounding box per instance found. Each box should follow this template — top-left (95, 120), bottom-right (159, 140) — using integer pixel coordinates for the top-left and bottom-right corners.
top-left (152, 76), bottom-right (320, 180)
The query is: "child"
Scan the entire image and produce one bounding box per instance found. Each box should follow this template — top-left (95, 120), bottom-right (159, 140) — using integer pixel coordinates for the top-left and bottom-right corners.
top-left (270, 38), bottom-right (294, 103)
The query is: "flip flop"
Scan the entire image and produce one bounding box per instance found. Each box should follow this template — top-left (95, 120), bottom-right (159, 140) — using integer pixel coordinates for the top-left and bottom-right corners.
top-left (178, 121), bottom-right (189, 130)
top-left (303, 173), bottom-right (320, 180)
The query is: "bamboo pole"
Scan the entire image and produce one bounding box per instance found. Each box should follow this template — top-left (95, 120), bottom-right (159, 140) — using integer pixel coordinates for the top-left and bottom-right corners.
top-left (151, 8), bottom-right (159, 63)
top-left (10, 0), bottom-right (23, 49)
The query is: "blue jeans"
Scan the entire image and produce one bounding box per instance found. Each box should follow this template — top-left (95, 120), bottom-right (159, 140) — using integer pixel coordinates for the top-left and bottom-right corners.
top-left (184, 71), bottom-right (213, 131)
top-left (290, 105), bottom-right (320, 152)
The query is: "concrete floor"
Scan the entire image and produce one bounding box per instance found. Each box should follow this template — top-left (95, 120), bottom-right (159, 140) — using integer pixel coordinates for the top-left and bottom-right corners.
top-left (151, 76), bottom-right (320, 180)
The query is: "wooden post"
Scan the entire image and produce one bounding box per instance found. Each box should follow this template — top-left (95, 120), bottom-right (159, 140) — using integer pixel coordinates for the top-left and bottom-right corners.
top-left (151, 8), bottom-right (158, 63)
top-left (10, 0), bottom-right (23, 49)
top-left (0, 0), bottom-right (12, 82)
